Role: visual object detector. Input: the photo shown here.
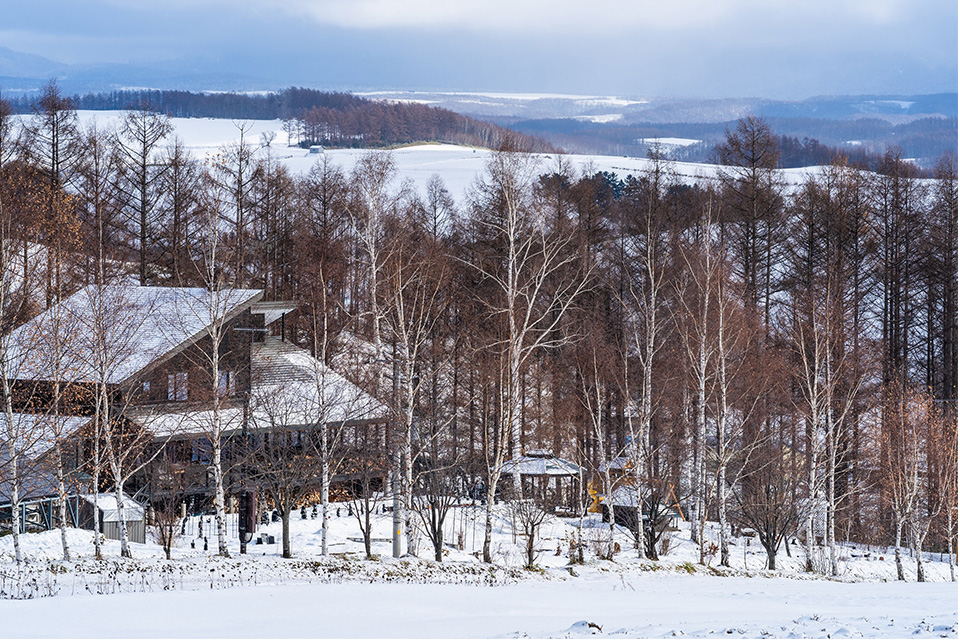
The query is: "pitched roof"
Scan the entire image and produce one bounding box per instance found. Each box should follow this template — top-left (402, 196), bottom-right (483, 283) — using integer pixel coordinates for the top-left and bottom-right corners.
top-left (500, 453), bottom-right (582, 477)
top-left (80, 493), bottom-right (145, 521)
top-left (0, 412), bottom-right (91, 503)
top-left (248, 337), bottom-right (388, 427)
top-left (5, 285), bottom-right (262, 385)
top-left (125, 336), bottom-right (388, 438)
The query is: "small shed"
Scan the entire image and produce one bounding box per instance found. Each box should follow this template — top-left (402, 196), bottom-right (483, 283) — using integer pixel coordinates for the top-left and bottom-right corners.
top-left (80, 493), bottom-right (146, 544)
top-left (309, 145), bottom-right (325, 154)
top-left (499, 450), bottom-right (582, 512)
top-left (601, 485), bottom-right (684, 531)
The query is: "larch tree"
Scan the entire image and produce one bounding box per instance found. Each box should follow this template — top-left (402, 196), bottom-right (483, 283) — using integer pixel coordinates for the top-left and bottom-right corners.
top-left (296, 154), bottom-right (350, 556)
top-left (716, 115), bottom-right (785, 328)
top-left (115, 102), bottom-right (172, 285)
top-left (213, 122), bottom-right (256, 287)
top-left (158, 137), bottom-right (202, 285)
top-left (22, 81), bottom-right (81, 308)
top-left (0, 119), bottom-right (44, 562)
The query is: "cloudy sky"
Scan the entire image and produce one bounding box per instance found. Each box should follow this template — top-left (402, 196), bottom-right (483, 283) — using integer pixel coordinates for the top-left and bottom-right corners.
top-left (1, 0), bottom-right (956, 98)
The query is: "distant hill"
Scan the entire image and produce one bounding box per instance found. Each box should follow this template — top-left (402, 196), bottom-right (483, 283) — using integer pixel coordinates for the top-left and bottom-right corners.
top-left (354, 91), bottom-right (958, 169)
top-left (0, 46), bottom-right (273, 95)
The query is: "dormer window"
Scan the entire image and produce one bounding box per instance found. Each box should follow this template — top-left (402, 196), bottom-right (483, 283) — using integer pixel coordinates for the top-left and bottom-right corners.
top-left (168, 372), bottom-right (188, 401)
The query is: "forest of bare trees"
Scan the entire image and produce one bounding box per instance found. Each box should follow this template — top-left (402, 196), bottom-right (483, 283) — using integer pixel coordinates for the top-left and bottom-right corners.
top-left (0, 84), bottom-right (956, 580)
top-left (7, 87), bottom-right (553, 152)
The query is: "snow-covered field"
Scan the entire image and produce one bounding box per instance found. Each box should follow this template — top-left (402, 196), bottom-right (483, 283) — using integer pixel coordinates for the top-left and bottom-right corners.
top-left (3, 571), bottom-right (955, 639)
top-left (30, 111), bottom-right (817, 205)
top-left (638, 136), bottom-right (703, 148)
top-left (0, 504), bottom-right (955, 638)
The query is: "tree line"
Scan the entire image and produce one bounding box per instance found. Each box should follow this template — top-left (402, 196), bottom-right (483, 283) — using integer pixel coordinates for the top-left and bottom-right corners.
top-left (512, 116), bottom-right (956, 171)
top-left (6, 85), bottom-right (552, 152)
top-left (0, 83), bottom-right (956, 579)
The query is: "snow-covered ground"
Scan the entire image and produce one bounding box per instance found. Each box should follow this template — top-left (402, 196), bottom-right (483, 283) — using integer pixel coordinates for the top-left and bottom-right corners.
top-left (15, 111), bottom-right (819, 205)
top-left (0, 503), bottom-right (955, 638)
top-left (3, 572), bottom-right (955, 639)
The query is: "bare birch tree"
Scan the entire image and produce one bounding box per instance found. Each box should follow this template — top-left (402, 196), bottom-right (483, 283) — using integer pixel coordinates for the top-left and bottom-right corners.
top-left (468, 143), bottom-right (591, 563)
top-left (349, 151), bottom-right (400, 374)
top-left (674, 197), bottom-right (720, 559)
top-left (385, 243), bottom-right (445, 556)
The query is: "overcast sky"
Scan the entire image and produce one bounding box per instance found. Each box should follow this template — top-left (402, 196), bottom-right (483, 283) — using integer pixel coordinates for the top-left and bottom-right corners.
top-left (1, 0), bottom-right (956, 98)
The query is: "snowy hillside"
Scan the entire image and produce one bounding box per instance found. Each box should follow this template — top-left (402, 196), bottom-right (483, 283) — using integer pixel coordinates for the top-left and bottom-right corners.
top-left (37, 111), bottom-right (817, 204)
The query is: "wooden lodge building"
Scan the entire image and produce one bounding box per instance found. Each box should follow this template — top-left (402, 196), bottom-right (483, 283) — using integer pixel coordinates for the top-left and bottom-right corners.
top-left (0, 284), bottom-right (388, 533)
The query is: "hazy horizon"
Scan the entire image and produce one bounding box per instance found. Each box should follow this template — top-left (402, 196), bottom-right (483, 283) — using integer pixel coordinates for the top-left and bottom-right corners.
top-left (1, 0), bottom-right (956, 99)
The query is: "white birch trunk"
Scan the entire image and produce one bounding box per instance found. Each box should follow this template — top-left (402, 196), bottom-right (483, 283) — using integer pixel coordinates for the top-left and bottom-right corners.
top-left (949, 508), bottom-right (955, 582)
top-left (716, 296), bottom-right (730, 568)
top-left (2, 349), bottom-right (23, 564)
top-left (912, 522), bottom-right (925, 582)
top-left (482, 488), bottom-right (496, 563)
top-left (894, 519), bottom-right (905, 581)
top-left (825, 345), bottom-right (838, 577)
top-left (209, 289), bottom-right (230, 558)
top-left (320, 466), bottom-right (329, 556)
top-left (211, 406), bottom-right (229, 556)
top-left (54, 439), bottom-right (71, 561)
top-left (113, 482), bottom-right (131, 559)
top-left (403, 401), bottom-right (416, 557)
top-left (8, 450), bottom-right (22, 564)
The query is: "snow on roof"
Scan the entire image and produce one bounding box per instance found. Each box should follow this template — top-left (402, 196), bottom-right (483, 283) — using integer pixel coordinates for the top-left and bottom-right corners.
top-left (600, 456), bottom-right (632, 472)
top-left (124, 402), bottom-right (245, 440)
top-left (126, 336), bottom-right (388, 438)
top-left (604, 486), bottom-right (683, 518)
top-left (6, 285), bottom-right (262, 385)
top-left (80, 493), bottom-right (145, 521)
top-left (0, 413), bottom-right (91, 458)
top-left (499, 453), bottom-right (581, 477)
top-left (248, 337), bottom-right (388, 427)
top-left (250, 300), bottom-right (297, 326)
top-left (0, 413), bottom-right (91, 502)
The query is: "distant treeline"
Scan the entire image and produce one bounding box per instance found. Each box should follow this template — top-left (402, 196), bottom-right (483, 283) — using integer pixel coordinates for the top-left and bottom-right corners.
top-left (7, 86), bottom-right (554, 152)
top-left (773, 135), bottom-right (880, 171)
top-left (508, 115), bottom-right (957, 172)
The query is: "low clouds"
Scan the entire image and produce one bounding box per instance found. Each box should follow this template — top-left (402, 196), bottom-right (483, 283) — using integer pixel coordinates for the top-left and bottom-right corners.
top-left (241, 0), bottom-right (934, 34)
top-left (274, 0), bottom-right (732, 31)
top-left (104, 0), bottom-right (932, 34)
top-left (0, 0), bottom-right (955, 98)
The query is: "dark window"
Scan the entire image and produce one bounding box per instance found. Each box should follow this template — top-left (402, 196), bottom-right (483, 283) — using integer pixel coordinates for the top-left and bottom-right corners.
top-left (217, 370), bottom-right (235, 398)
top-left (168, 372), bottom-right (188, 401)
top-left (191, 438), bottom-right (211, 464)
